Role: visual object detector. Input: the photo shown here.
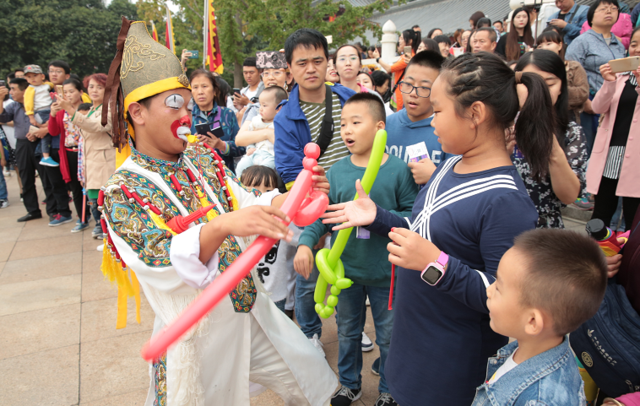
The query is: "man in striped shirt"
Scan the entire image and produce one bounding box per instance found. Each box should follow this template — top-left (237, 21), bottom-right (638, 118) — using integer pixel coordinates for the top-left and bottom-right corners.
top-left (274, 28), bottom-right (356, 352)
top-left (275, 28), bottom-right (356, 189)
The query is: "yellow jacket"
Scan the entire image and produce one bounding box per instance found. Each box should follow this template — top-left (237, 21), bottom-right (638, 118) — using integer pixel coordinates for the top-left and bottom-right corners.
top-left (24, 82), bottom-right (54, 116)
top-left (25, 83), bottom-right (92, 116)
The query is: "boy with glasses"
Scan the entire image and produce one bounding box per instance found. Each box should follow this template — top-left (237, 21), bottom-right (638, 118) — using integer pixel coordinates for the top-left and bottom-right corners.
top-left (385, 51), bottom-right (449, 186)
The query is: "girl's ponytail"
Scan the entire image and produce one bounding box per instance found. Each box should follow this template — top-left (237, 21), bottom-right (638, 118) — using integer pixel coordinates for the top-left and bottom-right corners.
top-left (441, 52), bottom-right (555, 181)
top-left (513, 71), bottom-right (555, 181)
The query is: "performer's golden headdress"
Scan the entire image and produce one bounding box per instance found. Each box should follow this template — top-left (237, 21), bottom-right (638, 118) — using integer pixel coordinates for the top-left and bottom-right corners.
top-left (102, 17), bottom-right (190, 167)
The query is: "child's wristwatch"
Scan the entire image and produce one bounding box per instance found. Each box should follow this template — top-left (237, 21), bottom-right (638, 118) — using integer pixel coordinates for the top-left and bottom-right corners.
top-left (421, 252), bottom-right (449, 286)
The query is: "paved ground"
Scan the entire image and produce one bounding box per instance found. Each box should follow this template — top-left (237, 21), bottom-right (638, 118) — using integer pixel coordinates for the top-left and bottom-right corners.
top-left (0, 172), bottom-right (588, 405)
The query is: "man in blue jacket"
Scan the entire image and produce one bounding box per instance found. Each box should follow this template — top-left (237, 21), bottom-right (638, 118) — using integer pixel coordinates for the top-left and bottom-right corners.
top-left (274, 28), bottom-right (356, 351)
top-left (275, 29), bottom-right (355, 188)
top-left (547, 0), bottom-right (589, 45)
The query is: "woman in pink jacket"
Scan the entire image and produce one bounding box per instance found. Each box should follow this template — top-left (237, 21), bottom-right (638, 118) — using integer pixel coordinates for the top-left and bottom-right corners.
top-left (586, 26), bottom-right (640, 231)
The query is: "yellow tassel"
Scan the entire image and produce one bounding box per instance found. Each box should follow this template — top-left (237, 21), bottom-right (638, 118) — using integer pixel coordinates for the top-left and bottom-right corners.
top-left (149, 211), bottom-right (176, 235)
top-left (131, 270), bottom-right (142, 324)
top-left (226, 180), bottom-right (239, 211)
top-left (100, 245), bottom-right (117, 283)
top-left (116, 286), bottom-right (128, 329)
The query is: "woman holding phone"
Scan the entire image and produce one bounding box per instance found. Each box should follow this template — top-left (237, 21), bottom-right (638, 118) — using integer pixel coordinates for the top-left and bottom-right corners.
top-left (190, 68), bottom-right (243, 172)
top-left (586, 26), bottom-right (640, 231)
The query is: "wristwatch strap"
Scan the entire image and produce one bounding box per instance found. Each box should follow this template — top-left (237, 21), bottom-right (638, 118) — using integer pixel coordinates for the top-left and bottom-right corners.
top-left (436, 251), bottom-right (449, 267)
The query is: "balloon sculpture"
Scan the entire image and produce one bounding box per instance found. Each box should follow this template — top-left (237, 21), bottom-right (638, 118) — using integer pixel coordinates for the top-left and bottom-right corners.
top-left (314, 129), bottom-right (388, 318)
top-left (141, 143), bottom-right (329, 362)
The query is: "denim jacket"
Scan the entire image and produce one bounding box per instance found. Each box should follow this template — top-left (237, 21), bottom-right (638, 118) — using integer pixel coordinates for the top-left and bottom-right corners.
top-left (190, 101), bottom-right (243, 172)
top-left (566, 30), bottom-right (626, 95)
top-left (472, 338), bottom-right (586, 406)
top-left (547, 3), bottom-right (589, 45)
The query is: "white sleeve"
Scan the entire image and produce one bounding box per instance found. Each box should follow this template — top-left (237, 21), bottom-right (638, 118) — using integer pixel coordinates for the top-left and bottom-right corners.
top-left (170, 223), bottom-right (221, 289)
top-left (229, 179), bottom-right (281, 210)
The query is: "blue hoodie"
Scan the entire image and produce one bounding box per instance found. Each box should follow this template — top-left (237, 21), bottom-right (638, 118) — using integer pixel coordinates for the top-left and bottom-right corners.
top-left (385, 109), bottom-right (448, 166)
top-left (274, 83), bottom-right (355, 184)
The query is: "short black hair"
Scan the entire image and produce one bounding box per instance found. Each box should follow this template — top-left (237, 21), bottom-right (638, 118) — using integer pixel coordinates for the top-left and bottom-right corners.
top-left (494, 20), bottom-right (503, 26)
top-left (343, 92), bottom-right (386, 124)
top-left (48, 60), bottom-right (71, 74)
top-left (476, 17), bottom-right (493, 28)
top-left (433, 34), bottom-right (452, 46)
top-left (240, 165), bottom-right (279, 190)
top-left (412, 24), bottom-right (420, 29)
top-left (587, 0), bottom-right (620, 26)
top-left (243, 57), bottom-right (257, 68)
top-left (10, 77), bottom-right (29, 91)
top-left (406, 50), bottom-right (445, 72)
top-left (513, 229), bottom-right (607, 336)
top-left (371, 70), bottom-right (391, 87)
top-left (261, 85), bottom-right (288, 105)
top-left (14, 68), bottom-right (24, 74)
top-left (63, 77), bottom-right (83, 93)
top-left (476, 27), bottom-right (498, 43)
top-left (77, 103), bottom-right (93, 112)
top-left (284, 28), bottom-right (329, 65)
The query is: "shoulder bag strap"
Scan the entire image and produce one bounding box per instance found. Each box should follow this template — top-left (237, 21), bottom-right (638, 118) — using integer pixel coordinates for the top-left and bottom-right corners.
top-left (315, 84), bottom-right (334, 158)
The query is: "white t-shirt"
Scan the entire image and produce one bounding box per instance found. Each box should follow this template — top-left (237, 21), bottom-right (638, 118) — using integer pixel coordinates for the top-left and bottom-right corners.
top-left (247, 115), bottom-right (274, 154)
top-left (32, 84), bottom-right (52, 111)
top-left (241, 86), bottom-right (260, 101)
top-left (488, 349), bottom-right (519, 384)
top-left (257, 225), bottom-right (300, 303)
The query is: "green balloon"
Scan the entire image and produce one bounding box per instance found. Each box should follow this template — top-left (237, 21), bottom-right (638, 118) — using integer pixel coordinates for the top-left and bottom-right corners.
top-left (314, 129), bottom-right (388, 317)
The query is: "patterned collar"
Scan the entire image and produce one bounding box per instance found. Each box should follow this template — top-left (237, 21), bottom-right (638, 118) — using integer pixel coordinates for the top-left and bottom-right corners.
top-left (129, 140), bottom-right (184, 173)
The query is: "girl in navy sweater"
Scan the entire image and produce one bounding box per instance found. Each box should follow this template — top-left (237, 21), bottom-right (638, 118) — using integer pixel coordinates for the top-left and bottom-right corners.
top-left (322, 52), bottom-right (554, 405)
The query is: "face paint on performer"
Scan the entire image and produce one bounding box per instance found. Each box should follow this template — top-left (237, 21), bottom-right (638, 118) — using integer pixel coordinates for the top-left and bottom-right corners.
top-left (170, 114), bottom-right (192, 142)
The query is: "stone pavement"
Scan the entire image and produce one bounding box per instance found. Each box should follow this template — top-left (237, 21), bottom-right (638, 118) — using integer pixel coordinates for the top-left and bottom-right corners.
top-left (0, 172), bottom-right (588, 405)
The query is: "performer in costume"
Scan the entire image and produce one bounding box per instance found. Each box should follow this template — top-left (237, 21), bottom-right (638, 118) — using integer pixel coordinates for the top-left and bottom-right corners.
top-left (98, 18), bottom-right (338, 406)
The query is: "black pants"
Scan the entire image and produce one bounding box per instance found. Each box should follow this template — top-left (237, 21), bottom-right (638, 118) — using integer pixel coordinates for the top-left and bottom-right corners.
top-left (15, 138), bottom-right (48, 216)
top-left (41, 148), bottom-right (72, 218)
top-left (66, 150), bottom-right (89, 223)
top-left (592, 176), bottom-right (640, 231)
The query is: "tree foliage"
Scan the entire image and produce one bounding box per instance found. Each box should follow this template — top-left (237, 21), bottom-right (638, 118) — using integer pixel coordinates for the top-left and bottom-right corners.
top-left (0, 0), bottom-right (138, 80)
top-left (136, 0), bottom-right (397, 87)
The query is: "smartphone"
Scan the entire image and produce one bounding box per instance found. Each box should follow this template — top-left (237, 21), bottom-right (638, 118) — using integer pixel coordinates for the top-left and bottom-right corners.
top-left (187, 50), bottom-right (200, 59)
top-left (55, 85), bottom-right (64, 98)
top-left (404, 45), bottom-right (412, 55)
top-left (608, 56), bottom-right (640, 74)
top-left (0, 80), bottom-right (5, 87)
top-left (233, 88), bottom-right (241, 96)
top-left (195, 123), bottom-right (210, 136)
top-left (210, 125), bottom-right (224, 138)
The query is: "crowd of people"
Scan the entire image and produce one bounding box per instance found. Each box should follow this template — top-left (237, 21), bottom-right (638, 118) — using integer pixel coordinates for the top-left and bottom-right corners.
top-left (1, 1), bottom-right (640, 405)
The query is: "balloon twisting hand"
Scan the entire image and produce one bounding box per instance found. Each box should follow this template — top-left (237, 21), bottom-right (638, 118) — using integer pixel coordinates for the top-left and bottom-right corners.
top-left (313, 130), bottom-right (387, 318)
top-left (140, 143), bottom-right (328, 362)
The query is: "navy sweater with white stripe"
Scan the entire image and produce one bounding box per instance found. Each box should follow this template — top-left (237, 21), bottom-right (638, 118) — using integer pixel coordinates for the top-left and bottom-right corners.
top-left (366, 156), bottom-right (537, 406)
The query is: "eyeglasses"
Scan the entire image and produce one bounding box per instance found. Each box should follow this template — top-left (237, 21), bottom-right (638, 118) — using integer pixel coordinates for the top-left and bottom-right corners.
top-left (261, 71), bottom-right (285, 78)
top-left (595, 5), bottom-right (618, 12)
top-left (398, 81), bottom-right (431, 98)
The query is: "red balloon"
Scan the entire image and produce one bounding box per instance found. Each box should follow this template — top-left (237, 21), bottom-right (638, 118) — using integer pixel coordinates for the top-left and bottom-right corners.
top-left (141, 143), bottom-right (326, 361)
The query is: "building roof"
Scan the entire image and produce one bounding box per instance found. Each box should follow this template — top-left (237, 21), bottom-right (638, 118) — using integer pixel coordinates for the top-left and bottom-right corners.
top-left (358, 0), bottom-right (638, 43)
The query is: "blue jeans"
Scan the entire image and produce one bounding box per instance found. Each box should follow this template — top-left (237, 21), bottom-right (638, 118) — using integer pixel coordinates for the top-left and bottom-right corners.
top-left (0, 168), bottom-right (7, 200)
top-left (336, 283), bottom-right (394, 393)
top-left (295, 260), bottom-right (323, 338)
top-left (580, 93), bottom-right (600, 158)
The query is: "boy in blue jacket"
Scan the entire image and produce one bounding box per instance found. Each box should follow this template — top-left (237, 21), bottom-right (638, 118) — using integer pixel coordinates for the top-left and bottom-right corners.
top-left (473, 228), bottom-right (607, 405)
top-left (294, 93), bottom-right (418, 406)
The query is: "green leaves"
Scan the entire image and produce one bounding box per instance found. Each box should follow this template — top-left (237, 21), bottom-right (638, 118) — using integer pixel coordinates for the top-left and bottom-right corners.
top-left (0, 0), bottom-right (138, 80)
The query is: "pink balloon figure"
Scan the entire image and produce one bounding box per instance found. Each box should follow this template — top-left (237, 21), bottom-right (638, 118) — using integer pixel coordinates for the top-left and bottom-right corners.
top-left (141, 143), bottom-right (329, 361)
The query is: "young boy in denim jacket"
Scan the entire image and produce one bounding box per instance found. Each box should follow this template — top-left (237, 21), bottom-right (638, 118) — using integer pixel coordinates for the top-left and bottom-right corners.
top-left (473, 228), bottom-right (608, 405)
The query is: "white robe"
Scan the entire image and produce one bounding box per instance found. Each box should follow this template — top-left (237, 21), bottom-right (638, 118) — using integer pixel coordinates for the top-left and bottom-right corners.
top-left (106, 153), bottom-right (337, 406)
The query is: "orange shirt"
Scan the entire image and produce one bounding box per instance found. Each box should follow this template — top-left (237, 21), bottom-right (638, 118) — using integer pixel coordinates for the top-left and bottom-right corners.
top-left (390, 52), bottom-right (414, 111)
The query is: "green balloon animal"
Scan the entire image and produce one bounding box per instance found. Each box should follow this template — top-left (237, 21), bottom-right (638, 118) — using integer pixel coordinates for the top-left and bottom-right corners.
top-left (314, 129), bottom-right (388, 318)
